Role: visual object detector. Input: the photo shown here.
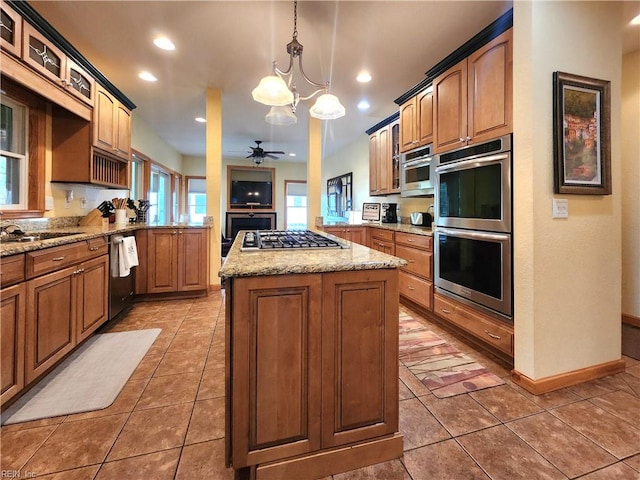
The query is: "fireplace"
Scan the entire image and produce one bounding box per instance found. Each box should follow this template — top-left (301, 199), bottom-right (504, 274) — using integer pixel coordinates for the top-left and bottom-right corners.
top-left (226, 212), bottom-right (277, 239)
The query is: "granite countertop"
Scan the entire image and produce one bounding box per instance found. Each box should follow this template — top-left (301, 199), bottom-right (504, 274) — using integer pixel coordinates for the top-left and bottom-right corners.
top-left (321, 222), bottom-right (433, 236)
top-left (0, 222), bottom-right (211, 257)
top-left (219, 232), bottom-right (408, 279)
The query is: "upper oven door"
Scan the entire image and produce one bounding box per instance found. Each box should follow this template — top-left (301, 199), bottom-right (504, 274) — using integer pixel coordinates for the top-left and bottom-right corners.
top-left (400, 145), bottom-right (434, 196)
top-left (435, 151), bottom-right (511, 232)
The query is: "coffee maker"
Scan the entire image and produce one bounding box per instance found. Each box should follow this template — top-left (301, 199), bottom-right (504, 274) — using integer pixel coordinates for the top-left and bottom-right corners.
top-left (381, 203), bottom-right (398, 223)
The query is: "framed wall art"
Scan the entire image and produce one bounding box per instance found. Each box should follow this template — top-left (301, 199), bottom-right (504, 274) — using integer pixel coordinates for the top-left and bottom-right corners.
top-left (553, 71), bottom-right (611, 195)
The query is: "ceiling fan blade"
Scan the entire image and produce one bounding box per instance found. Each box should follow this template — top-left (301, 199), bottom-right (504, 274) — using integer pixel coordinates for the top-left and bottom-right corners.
top-left (265, 150), bottom-right (285, 155)
top-left (266, 154), bottom-right (279, 159)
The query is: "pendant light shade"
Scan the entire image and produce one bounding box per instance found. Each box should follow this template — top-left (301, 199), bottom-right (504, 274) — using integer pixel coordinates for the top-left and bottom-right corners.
top-left (309, 93), bottom-right (345, 120)
top-left (265, 105), bottom-right (298, 125)
top-left (252, 75), bottom-right (294, 106)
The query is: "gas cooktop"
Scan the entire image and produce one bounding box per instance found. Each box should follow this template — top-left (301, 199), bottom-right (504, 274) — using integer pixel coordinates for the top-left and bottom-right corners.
top-left (240, 230), bottom-right (347, 251)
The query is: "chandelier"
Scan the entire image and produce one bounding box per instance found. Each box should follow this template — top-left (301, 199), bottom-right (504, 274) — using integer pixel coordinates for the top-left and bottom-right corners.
top-left (252, 0), bottom-right (345, 125)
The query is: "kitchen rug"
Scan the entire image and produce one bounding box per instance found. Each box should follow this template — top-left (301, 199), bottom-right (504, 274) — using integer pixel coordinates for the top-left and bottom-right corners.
top-left (399, 316), bottom-right (505, 398)
top-left (1, 328), bottom-right (160, 425)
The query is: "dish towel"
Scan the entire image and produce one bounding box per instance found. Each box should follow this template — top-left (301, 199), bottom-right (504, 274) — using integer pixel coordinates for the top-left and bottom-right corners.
top-left (116, 236), bottom-right (139, 277)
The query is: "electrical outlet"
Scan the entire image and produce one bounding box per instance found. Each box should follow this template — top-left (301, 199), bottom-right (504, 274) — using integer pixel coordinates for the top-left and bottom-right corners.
top-left (552, 198), bottom-right (568, 218)
top-left (45, 196), bottom-right (54, 210)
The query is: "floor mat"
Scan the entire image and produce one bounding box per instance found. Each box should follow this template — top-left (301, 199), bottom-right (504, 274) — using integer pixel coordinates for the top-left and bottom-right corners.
top-left (399, 316), bottom-right (505, 398)
top-left (1, 328), bottom-right (160, 425)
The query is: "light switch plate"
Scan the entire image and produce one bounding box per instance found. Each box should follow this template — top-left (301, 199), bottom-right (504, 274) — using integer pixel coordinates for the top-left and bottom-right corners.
top-left (45, 196), bottom-right (54, 210)
top-left (552, 198), bottom-right (569, 218)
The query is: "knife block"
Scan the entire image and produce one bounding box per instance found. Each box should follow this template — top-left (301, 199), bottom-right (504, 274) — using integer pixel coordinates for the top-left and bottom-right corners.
top-left (79, 209), bottom-right (108, 227)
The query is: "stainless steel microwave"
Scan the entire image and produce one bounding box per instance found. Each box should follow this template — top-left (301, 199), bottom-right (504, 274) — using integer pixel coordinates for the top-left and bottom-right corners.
top-left (400, 144), bottom-right (434, 197)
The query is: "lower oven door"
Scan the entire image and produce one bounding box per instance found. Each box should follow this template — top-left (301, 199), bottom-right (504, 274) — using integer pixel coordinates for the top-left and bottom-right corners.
top-left (434, 227), bottom-right (512, 318)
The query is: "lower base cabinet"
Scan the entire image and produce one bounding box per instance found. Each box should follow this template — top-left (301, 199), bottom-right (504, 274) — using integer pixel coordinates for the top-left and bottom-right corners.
top-left (1, 283), bottom-right (26, 405)
top-left (227, 269), bottom-right (402, 478)
top-left (322, 226), bottom-right (367, 246)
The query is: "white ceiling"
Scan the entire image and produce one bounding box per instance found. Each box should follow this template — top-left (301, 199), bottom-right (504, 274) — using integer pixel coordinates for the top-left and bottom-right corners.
top-left (27, 1), bottom-right (638, 163)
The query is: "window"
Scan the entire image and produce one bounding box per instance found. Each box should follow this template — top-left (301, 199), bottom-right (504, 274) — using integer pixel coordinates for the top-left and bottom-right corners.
top-left (130, 153), bottom-right (144, 201)
top-left (187, 176), bottom-right (206, 223)
top-left (285, 180), bottom-right (307, 230)
top-left (149, 165), bottom-right (171, 224)
top-left (0, 96), bottom-right (28, 209)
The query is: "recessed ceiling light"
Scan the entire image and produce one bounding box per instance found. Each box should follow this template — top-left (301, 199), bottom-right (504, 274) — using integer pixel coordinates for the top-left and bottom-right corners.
top-left (357, 99), bottom-right (370, 111)
top-left (631, 13), bottom-right (640, 25)
top-left (288, 152), bottom-right (296, 157)
top-left (195, 117), bottom-right (206, 123)
top-left (356, 71), bottom-right (372, 83)
top-left (138, 71), bottom-right (157, 82)
top-left (153, 36), bottom-right (176, 50)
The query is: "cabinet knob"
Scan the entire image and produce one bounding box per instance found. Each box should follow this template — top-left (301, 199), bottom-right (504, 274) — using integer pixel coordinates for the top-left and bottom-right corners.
top-left (172, 231), bottom-right (177, 235)
top-left (408, 285), bottom-right (415, 291)
top-left (89, 246), bottom-right (99, 251)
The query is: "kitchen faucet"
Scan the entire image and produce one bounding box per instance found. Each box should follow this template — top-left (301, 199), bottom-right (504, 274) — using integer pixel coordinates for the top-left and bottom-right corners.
top-left (0, 223), bottom-right (25, 236)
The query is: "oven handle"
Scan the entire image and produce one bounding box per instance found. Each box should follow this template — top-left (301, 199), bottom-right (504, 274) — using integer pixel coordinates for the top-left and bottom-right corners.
top-left (402, 157), bottom-right (432, 168)
top-left (436, 227), bottom-right (511, 242)
top-left (435, 153), bottom-right (509, 173)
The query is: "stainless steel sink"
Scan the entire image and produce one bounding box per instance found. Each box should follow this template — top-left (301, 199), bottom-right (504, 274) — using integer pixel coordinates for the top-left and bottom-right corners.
top-left (0, 231), bottom-right (82, 243)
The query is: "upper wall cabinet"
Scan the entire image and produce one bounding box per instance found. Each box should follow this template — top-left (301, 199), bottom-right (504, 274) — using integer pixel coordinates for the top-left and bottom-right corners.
top-left (369, 120), bottom-right (400, 196)
top-left (399, 87), bottom-right (433, 153)
top-left (22, 22), bottom-right (66, 84)
top-left (94, 85), bottom-right (131, 160)
top-left (433, 28), bottom-right (512, 154)
top-left (0, 0), bottom-right (22, 57)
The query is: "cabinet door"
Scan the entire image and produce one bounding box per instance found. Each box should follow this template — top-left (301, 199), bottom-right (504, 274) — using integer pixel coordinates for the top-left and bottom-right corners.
top-left (65, 58), bottom-right (94, 106)
top-left (395, 245), bottom-right (432, 280)
top-left (417, 89), bottom-right (434, 146)
top-left (368, 134), bottom-right (379, 195)
top-left (321, 270), bottom-right (398, 448)
top-left (147, 229), bottom-right (179, 293)
top-left (377, 126), bottom-right (390, 194)
top-left (370, 238), bottom-right (395, 256)
top-left (178, 229), bottom-right (208, 291)
top-left (231, 274), bottom-right (322, 467)
top-left (346, 227), bottom-right (366, 246)
top-left (324, 227), bottom-right (346, 240)
top-left (22, 23), bottom-right (66, 85)
top-left (1, 282), bottom-right (25, 405)
top-left (76, 255), bottom-right (109, 342)
top-left (433, 58), bottom-right (468, 153)
top-left (25, 266), bottom-right (76, 384)
top-left (399, 97), bottom-right (417, 153)
top-left (0, 1), bottom-right (22, 57)
top-left (94, 86), bottom-right (116, 152)
top-left (114, 103), bottom-right (132, 159)
top-left (467, 29), bottom-right (513, 144)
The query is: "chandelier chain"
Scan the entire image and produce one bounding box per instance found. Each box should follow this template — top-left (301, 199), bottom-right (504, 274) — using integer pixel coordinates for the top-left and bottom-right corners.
top-left (292, 0), bottom-right (298, 39)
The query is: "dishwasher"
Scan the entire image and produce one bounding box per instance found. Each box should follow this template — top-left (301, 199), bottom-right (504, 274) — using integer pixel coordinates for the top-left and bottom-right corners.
top-left (109, 232), bottom-right (136, 320)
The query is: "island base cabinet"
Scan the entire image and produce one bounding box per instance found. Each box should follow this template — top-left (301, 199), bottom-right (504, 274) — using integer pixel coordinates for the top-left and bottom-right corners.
top-left (227, 269), bottom-right (401, 478)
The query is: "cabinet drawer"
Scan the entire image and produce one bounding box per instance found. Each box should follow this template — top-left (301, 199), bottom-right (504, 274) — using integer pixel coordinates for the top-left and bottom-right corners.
top-left (399, 271), bottom-right (433, 311)
top-left (433, 293), bottom-right (457, 321)
top-left (370, 228), bottom-right (394, 242)
top-left (395, 232), bottom-right (432, 251)
top-left (79, 236), bottom-right (108, 259)
top-left (26, 243), bottom-right (82, 278)
top-left (454, 304), bottom-right (513, 355)
top-left (1, 254), bottom-right (25, 287)
top-left (395, 245), bottom-right (432, 280)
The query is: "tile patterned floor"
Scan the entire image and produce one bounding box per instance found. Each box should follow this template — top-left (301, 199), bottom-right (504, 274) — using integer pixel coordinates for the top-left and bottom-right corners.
top-left (2, 292), bottom-right (639, 479)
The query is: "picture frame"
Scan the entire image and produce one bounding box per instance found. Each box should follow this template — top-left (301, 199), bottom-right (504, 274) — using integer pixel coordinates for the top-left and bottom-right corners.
top-left (553, 71), bottom-right (611, 195)
top-left (362, 202), bottom-right (381, 222)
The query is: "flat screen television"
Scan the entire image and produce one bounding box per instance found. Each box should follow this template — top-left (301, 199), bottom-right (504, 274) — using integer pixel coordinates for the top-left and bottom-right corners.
top-left (230, 180), bottom-right (273, 206)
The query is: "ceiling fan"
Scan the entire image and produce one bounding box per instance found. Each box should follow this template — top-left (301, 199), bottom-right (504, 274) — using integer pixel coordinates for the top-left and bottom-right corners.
top-left (247, 140), bottom-right (285, 165)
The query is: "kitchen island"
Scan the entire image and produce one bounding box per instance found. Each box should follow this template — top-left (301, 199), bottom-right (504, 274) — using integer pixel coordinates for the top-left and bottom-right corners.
top-left (219, 231), bottom-right (407, 480)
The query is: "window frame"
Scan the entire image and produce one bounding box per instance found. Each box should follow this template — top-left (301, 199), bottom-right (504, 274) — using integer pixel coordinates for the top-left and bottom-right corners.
top-left (186, 175), bottom-right (206, 223)
top-left (0, 76), bottom-right (46, 218)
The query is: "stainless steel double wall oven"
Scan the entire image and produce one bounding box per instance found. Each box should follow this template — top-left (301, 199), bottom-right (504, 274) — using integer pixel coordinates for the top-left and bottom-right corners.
top-left (434, 134), bottom-right (513, 318)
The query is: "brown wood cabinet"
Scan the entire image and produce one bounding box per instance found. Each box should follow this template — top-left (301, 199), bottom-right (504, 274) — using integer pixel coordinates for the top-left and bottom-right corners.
top-left (395, 232), bottom-right (433, 311)
top-left (369, 228), bottom-right (395, 256)
top-left (0, 0), bottom-right (22, 58)
top-left (369, 121), bottom-right (399, 195)
top-left (1, 282), bottom-right (26, 405)
top-left (399, 88), bottom-right (433, 153)
top-left (94, 85), bottom-right (131, 161)
top-left (433, 292), bottom-right (513, 359)
top-left (146, 228), bottom-right (209, 294)
top-left (433, 29), bottom-right (512, 153)
top-left (25, 254), bottom-right (108, 384)
top-left (227, 269), bottom-right (401, 476)
top-left (323, 226), bottom-right (366, 246)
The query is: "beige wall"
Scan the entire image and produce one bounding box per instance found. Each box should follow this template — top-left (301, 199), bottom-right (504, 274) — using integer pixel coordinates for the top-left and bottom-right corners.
top-left (622, 50), bottom-right (640, 318)
top-left (131, 115), bottom-right (182, 173)
top-left (513, 1), bottom-right (623, 379)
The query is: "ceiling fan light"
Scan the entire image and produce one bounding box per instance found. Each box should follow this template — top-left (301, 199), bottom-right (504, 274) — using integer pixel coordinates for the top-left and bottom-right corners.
top-left (309, 93), bottom-right (345, 120)
top-left (252, 75), bottom-right (294, 106)
top-left (265, 105), bottom-right (297, 125)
